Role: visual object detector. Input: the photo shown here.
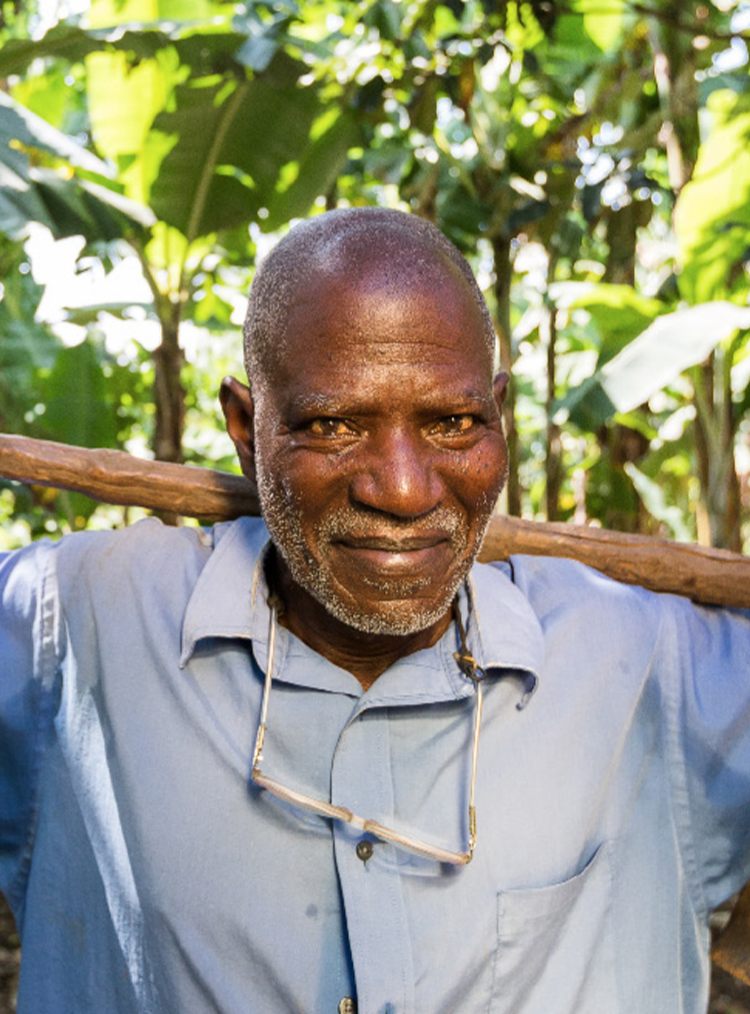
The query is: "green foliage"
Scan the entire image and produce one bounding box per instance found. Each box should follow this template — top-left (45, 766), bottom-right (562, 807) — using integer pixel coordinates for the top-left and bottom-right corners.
top-left (560, 302), bottom-right (750, 431)
top-left (38, 341), bottom-right (118, 449)
top-left (149, 54), bottom-right (324, 238)
top-left (0, 91), bottom-right (152, 242)
top-left (675, 88), bottom-right (750, 305)
top-left (0, 239), bottom-right (62, 434)
top-left (1, 0), bottom-right (749, 552)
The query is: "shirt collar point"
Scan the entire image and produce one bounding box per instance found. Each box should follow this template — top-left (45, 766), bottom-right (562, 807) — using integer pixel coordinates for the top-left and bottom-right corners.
top-left (516, 671), bottom-right (539, 709)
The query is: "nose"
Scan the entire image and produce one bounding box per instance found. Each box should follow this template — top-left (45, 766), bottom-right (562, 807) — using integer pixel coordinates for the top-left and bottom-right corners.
top-left (349, 429), bottom-right (443, 519)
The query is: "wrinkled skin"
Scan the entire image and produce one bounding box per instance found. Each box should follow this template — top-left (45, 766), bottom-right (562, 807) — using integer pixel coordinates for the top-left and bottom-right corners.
top-left (222, 253), bottom-right (508, 687)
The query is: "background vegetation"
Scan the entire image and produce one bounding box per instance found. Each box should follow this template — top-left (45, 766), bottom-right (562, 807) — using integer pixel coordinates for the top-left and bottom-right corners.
top-left (1, 0), bottom-right (749, 557)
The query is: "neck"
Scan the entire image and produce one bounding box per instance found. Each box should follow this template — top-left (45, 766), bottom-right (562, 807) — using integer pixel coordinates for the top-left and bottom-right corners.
top-left (267, 552), bottom-right (453, 690)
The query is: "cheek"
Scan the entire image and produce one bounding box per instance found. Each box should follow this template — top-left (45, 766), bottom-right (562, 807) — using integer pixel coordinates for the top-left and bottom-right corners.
top-left (262, 448), bottom-right (347, 513)
top-left (447, 440), bottom-right (507, 511)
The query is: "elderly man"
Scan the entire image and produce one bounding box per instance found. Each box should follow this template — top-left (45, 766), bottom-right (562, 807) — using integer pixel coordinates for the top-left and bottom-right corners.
top-left (1, 207), bottom-right (749, 1014)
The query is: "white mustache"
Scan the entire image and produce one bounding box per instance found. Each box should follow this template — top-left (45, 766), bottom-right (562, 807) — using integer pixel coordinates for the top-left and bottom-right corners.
top-left (316, 506), bottom-right (467, 548)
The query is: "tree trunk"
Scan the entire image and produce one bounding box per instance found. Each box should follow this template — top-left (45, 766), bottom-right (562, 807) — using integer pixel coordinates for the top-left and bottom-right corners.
top-left (693, 351), bottom-right (743, 552)
top-left (543, 253), bottom-right (562, 520)
top-left (650, 16), bottom-right (698, 194)
top-left (492, 233), bottom-right (521, 516)
top-left (153, 299), bottom-right (185, 465)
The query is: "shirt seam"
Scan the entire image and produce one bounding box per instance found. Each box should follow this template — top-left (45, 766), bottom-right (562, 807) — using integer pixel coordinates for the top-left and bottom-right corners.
top-left (7, 543), bottom-right (63, 912)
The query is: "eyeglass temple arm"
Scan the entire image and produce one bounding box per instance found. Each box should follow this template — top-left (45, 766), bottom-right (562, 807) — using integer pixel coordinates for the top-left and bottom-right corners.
top-left (253, 607), bottom-right (279, 767)
top-left (254, 601), bottom-right (481, 865)
top-left (468, 681), bottom-right (483, 856)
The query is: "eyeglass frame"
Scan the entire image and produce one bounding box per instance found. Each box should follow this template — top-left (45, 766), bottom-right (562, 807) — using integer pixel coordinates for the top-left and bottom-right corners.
top-left (251, 601), bottom-right (485, 866)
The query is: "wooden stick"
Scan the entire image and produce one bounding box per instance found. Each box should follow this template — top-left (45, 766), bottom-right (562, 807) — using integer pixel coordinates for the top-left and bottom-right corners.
top-left (478, 515), bottom-right (750, 608)
top-left (2, 433), bottom-right (749, 609)
top-left (713, 887), bottom-right (750, 986)
top-left (0, 433), bottom-right (258, 521)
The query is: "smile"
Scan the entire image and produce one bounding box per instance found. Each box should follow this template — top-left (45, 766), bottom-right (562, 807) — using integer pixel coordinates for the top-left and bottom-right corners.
top-left (333, 536), bottom-right (452, 573)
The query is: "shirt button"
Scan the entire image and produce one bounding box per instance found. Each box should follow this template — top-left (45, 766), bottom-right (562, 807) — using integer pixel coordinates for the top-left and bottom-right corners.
top-left (338, 999), bottom-right (357, 1013)
top-left (355, 839), bottom-right (374, 862)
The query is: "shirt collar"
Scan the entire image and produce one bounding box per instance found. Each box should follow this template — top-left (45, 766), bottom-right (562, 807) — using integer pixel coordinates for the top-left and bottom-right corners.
top-left (180, 517), bottom-right (543, 706)
top-left (466, 560), bottom-right (542, 708)
top-left (180, 517), bottom-right (363, 696)
top-left (180, 516), bottom-right (268, 669)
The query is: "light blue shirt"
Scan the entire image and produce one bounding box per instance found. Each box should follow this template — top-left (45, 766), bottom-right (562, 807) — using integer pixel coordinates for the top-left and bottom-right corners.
top-left (1, 516), bottom-right (750, 1013)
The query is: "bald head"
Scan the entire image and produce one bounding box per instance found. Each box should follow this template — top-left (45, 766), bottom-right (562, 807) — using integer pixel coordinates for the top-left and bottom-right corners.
top-left (243, 208), bottom-right (497, 391)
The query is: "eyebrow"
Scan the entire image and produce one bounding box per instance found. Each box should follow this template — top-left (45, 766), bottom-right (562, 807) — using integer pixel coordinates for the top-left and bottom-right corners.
top-left (287, 394), bottom-right (349, 414)
top-left (288, 388), bottom-right (494, 415)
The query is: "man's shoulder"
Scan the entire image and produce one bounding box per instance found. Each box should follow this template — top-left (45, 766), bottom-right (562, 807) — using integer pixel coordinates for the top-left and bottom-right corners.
top-left (476, 552), bottom-right (664, 634)
top-left (52, 515), bottom-right (265, 595)
top-left (56, 517), bottom-right (207, 575)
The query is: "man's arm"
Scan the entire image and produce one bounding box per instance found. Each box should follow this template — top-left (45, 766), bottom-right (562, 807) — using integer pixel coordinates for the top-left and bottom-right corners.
top-left (0, 541), bottom-right (63, 912)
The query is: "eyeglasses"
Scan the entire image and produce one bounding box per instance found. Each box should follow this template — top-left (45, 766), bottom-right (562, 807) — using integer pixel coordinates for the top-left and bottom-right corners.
top-left (251, 602), bottom-right (485, 865)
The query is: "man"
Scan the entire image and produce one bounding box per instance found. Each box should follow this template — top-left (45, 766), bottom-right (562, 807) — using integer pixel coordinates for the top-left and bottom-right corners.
top-left (0, 207), bottom-right (749, 1014)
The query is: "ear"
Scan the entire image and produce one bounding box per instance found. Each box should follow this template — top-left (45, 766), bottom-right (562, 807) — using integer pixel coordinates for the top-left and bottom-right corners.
top-left (493, 371), bottom-right (510, 412)
top-left (220, 376), bottom-right (256, 485)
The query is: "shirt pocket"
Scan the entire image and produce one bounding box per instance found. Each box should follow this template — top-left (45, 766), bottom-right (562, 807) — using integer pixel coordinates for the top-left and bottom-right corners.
top-left (489, 840), bottom-right (619, 1014)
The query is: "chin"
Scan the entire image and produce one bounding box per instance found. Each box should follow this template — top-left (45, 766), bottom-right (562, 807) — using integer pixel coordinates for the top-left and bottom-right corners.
top-left (314, 571), bottom-right (467, 637)
top-left (322, 596), bottom-right (453, 637)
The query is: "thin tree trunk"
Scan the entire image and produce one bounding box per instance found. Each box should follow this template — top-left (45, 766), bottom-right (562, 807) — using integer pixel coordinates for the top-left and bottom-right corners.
top-left (153, 299), bottom-right (185, 465)
top-left (693, 350), bottom-right (743, 552)
top-left (492, 234), bottom-right (521, 516)
top-left (543, 253), bottom-right (562, 520)
top-left (649, 17), bottom-right (742, 550)
top-left (650, 17), bottom-right (698, 194)
top-left (601, 205), bottom-right (651, 532)
top-left (693, 358), bottom-right (713, 546)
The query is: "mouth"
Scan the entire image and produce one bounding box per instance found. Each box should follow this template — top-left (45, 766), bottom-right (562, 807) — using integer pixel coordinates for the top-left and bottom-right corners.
top-left (332, 534), bottom-right (453, 573)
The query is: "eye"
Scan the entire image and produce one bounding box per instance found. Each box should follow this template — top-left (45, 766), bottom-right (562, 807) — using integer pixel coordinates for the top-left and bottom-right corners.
top-left (430, 414), bottom-right (478, 436)
top-left (306, 417), bottom-right (355, 438)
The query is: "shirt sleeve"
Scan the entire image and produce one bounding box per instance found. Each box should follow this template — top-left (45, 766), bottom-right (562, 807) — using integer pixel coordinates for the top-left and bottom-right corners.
top-left (662, 596), bottom-right (750, 913)
top-left (0, 540), bottom-right (63, 910)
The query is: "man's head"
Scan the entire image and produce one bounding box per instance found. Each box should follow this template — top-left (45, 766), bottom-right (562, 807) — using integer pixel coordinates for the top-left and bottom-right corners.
top-left (242, 207), bottom-right (498, 395)
top-left (222, 207), bottom-right (508, 646)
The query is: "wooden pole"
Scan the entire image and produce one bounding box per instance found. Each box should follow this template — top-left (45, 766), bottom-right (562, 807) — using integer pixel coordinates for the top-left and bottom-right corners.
top-left (1, 433), bottom-right (749, 609)
top-left (478, 515), bottom-right (750, 609)
top-left (0, 434), bottom-right (258, 522)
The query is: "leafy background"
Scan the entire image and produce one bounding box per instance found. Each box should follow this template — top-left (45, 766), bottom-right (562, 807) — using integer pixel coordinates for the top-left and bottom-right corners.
top-left (1, 0), bottom-right (750, 1009)
top-left (1, 0), bottom-right (749, 556)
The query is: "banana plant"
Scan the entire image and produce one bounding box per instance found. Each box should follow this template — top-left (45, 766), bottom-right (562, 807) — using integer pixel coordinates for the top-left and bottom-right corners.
top-left (1, 0), bottom-right (360, 463)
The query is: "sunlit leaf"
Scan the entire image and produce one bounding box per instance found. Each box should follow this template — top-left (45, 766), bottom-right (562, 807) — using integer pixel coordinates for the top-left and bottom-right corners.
top-left (149, 53), bottom-right (321, 240)
top-left (11, 67), bottom-right (70, 130)
top-left (573, 0), bottom-right (626, 51)
top-left (86, 46), bottom-right (184, 206)
top-left (675, 89), bottom-right (750, 305)
top-left (623, 462), bottom-right (692, 541)
top-left (557, 302), bottom-right (750, 430)
top-left (569, 283), bottom-right (666, 365)
top-left (0, 91), bottom-right (110, 176)
top-left (0, 93), bottom-right (153, 240)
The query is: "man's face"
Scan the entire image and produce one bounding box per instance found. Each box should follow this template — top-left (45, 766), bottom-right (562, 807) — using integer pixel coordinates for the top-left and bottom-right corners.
top-left (249, 260), bottom-right (508, 638)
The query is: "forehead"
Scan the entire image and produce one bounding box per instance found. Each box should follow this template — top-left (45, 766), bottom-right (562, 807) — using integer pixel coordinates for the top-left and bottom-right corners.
top-left (269, 252), bottom-right (492, 384)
